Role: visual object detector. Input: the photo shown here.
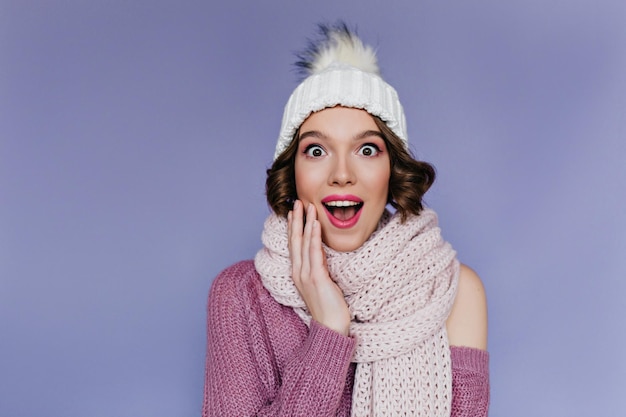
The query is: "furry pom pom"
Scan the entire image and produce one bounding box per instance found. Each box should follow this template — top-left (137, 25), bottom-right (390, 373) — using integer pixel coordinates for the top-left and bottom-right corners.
top-left (295, 22), bottom-right (379, 80)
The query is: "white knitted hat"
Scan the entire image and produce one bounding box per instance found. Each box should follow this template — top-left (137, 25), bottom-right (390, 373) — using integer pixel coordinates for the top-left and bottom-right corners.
top-left (274, 24), bottom-right (408, 160)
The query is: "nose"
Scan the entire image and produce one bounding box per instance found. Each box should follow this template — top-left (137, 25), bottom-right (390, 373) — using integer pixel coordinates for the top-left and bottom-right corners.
top-left (328, 154), bottom-right (355, 186)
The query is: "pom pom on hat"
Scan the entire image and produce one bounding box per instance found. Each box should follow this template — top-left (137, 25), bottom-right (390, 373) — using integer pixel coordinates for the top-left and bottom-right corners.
top-left (274, 22), bottom-right (408, 160)
top-left (295, 22), bottom-right (380, 78)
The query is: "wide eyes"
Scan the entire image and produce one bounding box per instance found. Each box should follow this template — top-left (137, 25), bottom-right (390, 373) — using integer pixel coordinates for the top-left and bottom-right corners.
top-left (304, 144), bottom-right (326, 158)
top-left (302, 143), bottom-right (382, 158)
top-left (358, 144), bottom-right (381, 157)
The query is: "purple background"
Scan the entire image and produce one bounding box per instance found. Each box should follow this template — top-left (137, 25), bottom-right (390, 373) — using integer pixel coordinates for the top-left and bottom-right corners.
top-left (2, 1), bottom-right (625, 416)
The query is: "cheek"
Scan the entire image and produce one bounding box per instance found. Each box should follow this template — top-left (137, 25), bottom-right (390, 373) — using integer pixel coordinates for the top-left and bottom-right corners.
top-left (366, 167), bottom-right (391, 201)
top-left (294, 162), bottom-right (320, 200)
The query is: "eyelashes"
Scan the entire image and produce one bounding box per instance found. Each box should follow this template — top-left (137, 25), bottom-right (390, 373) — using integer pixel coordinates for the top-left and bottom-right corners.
top-left (303, 144), bottom-right (326, 158)
top-left (358, 144), bottom-right (381, 157)
top-left (302, 143), bottom-right (383, 158)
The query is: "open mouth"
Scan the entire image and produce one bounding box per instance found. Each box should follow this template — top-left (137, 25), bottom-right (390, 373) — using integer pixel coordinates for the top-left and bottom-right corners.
top-left (323, 200), bottom-right (364, 221)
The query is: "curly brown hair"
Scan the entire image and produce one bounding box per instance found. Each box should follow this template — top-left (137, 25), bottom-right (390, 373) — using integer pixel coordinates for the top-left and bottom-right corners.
top-left (265, 115), bottom-right (435, 222)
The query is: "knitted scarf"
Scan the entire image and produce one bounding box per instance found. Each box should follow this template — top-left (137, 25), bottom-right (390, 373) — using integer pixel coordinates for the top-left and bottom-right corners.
top-left (254, 208), bottom-right (459, 417)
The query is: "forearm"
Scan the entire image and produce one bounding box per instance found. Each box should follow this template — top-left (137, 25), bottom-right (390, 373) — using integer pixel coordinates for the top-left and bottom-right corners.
top-left (450, 346), bottom-right (490, 417)
top-left (203, 272), bottom-right (355, 417)
top-left (254, 320), bottom-right (355, 416)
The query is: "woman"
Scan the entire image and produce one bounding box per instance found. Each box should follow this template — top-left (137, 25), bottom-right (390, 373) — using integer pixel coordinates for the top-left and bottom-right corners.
top-left (203, 23), bottom-right (489, 417)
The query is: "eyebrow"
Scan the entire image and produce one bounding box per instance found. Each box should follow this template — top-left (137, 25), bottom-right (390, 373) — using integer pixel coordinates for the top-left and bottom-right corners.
top-left (298, 129), bottom-right (384, 142)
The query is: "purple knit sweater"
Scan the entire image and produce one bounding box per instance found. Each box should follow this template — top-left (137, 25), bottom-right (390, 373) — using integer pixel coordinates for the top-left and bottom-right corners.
top-left (203, 260), bottom-right (489, 416)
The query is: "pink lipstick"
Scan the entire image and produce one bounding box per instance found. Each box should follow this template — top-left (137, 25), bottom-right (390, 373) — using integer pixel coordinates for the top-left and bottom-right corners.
top-left (321, 195), bottom-right (364, 229)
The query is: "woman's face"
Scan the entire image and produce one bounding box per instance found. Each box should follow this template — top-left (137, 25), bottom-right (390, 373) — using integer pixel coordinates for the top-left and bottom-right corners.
top-left (295, 106), bottom-right (391, 252)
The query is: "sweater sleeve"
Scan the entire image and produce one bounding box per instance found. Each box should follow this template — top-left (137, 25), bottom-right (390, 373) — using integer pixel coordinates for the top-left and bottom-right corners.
top-left (202, 262), bottom-right (356, 417)
top-left (450, 346), bottom-right (490, 417)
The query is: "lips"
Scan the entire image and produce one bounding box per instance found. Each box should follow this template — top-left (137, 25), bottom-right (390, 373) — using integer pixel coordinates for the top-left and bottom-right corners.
top-left (321, 195), bottom-right (363, 228)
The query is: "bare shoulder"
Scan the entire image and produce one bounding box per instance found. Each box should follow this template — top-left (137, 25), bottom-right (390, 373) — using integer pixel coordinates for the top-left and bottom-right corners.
top-left (446, 263), bottom-right (488, 350)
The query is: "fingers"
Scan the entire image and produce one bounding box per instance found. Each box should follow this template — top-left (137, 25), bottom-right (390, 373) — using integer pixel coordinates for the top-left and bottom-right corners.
top-left (289, 200), bottom-right (304, 286)
top-left (309, 216), bottom-right (325, 273)
top-left (287, 201), bottom-right (350, 335)
top-left (289, 200), bottom-right (319, 287)
top-left (302, 202), bottom-right (318, 270)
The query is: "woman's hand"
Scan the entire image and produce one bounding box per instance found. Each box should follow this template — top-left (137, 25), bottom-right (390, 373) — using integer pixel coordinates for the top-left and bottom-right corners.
top-left (288, 200), bottom-right (351, 336)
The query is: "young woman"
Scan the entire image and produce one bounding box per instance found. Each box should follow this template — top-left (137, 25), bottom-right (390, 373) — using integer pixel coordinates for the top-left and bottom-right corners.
top-left (203, 23), bottom-right (489, 417)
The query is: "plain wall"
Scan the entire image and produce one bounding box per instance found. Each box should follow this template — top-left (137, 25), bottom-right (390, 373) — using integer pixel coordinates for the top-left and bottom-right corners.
top-left (2, 0), bottom-right (625, 415)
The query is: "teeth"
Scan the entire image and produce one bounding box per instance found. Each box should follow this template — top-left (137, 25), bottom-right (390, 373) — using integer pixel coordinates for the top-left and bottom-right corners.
top-left (324, 200), bottom-right (361, 207)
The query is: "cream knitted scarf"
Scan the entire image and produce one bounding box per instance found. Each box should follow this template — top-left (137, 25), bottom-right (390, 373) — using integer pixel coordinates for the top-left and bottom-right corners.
top-left (254, 208), bottom-right (459, 417)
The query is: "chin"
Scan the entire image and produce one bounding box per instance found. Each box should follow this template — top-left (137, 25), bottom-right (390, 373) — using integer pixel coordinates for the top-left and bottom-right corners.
top-left (323, 234), bottom-right (367, 253)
